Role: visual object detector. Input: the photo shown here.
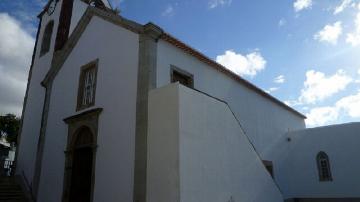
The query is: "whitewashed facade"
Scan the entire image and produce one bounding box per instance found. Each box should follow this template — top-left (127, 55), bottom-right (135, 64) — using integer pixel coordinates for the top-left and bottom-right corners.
top-left (147, 84), bottom-right (284, 202)
top-left (15, 1), bottom-right (360, 202)
top-left (279, 123), bottom-right (360, 200)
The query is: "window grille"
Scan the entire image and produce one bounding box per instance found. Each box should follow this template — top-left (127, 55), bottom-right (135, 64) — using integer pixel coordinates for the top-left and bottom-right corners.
top-left (317, 151), bottom-right (332, 181)
top-left (77, 60), bottom-right (98, 111)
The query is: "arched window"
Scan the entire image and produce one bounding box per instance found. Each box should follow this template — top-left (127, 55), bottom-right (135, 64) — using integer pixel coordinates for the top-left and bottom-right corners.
top-left (40, 21), bottom-right (54, 56)
top-left (317, 152), bottom-right (332, 181)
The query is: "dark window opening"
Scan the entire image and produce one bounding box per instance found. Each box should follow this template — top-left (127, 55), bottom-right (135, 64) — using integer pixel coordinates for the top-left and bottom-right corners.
top-left (171, 67), bottom-right (194, 88)
top-left (40, 21), bottom-right (54, 56)
top-left (54, 0), bottom-right (74, 51)
top-left (263, 160), bottom-right (274, 178)
top-left (317, 151), bottom-right (333, 181)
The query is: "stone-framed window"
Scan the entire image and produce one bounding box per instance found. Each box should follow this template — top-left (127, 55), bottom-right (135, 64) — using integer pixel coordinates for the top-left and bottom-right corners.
top-left (317, 151), bottom-right (333, 181)
top-left (170, 66), bottom-right (194, 88)
top-left (40, 20), bottom-right (54, 56)
top-left (77, 59), bottom-right (98, 111)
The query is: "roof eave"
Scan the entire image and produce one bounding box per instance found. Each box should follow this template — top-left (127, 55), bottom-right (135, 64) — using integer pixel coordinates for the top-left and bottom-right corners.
top-left (159, 33), bottom-right (306, 119)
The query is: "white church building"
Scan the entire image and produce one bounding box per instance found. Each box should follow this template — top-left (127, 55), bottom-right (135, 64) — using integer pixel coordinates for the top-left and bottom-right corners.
top-left (15, 0), bottom-right (360, 201)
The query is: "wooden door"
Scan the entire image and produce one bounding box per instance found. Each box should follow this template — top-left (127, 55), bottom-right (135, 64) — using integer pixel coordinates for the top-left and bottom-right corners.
top-left (69, 147), bottom-right (93, 202)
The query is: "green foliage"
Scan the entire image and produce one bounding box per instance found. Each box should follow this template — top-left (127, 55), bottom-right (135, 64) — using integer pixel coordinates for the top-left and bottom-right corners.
top-left (0, 114), bottom-right (20, 144)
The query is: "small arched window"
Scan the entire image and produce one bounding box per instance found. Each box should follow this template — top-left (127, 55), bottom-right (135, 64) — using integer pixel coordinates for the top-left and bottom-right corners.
top-left (40, 20), bottom-right (54, 56)
top-left (317, 151), bottom-right (332, 181)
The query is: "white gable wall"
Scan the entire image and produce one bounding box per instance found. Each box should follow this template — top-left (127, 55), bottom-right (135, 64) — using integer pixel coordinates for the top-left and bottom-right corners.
top-left (37, 16), bottom-right (139, 202)
top-left (17, 0), bottom-right (94, 190)
top-left (156, 39), bottom-right (305, 182)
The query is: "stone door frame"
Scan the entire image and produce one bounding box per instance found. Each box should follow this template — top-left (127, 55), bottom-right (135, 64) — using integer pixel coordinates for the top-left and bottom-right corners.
top-left (62, 108), bottom-right (102, 202)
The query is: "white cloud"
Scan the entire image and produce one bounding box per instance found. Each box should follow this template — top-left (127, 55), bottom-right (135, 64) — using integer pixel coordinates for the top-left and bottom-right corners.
top-left (162, 5), bottom-right (175, 17)
top-left (208, 0), bottom-right (232, 9)
top-left (299, 69), bottom-right (352, 104)
top-left (296, 66), bottom-right (360, 127)
top-left (346, 33), bottom-right (360, 46)
top-left (266, 87), bottom-right (279, 94)
top-left (278, 18), bottom-right (286, 27)
top-left (314, 21), bottom-right (343, 45)
top-left (35, 0), bottom-right (47, 7)
top-left (284, 100), bottom-right (302, 107)
top-left (216, 50), bottom-right (266, 77)
top-left (302, 106), bottom-right (309, 111)
top-left (274, 75), bottom-right (285, 84)
top-left (294, 0), bottom-right (312, 12)
top-left (305, 106), bottom-right (339, 127)
top-left (284, 100), bottom-right (291, 106)
top-left (346, 9), bottom-right (360, 46)
top-left (0, 13), bottom-right (34, 115)
top-left (336, 91), bottom-right (360, 118)
top-left (305, 91), bottom-right (360, 127)
top-left (334, 0), bottom-right (353, 15)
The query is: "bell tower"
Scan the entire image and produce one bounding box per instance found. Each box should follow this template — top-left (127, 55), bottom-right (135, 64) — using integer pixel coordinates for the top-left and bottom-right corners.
top-left (15, 0), bottom-right (112, 200)
top-left (54, 0), bottom-right (75, 52)
top-left (36, 0), bottom-right (112, 58)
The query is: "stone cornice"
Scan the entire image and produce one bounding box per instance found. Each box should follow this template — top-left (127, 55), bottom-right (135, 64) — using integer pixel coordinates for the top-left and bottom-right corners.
top-left (143, 23), bottom-right (163, 40)
top-left (63, 108), bottom-right (103, 124)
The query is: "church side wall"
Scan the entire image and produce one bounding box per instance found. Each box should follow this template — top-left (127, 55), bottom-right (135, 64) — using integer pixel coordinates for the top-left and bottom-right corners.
top-left (37, 16), bottom-right (139, 202)
top-left (16, 0), bottom-right (64, 185)
top-left (279, 123), bottom-right (360, 199)
top-left (156, 39), bottom-right (305, 182)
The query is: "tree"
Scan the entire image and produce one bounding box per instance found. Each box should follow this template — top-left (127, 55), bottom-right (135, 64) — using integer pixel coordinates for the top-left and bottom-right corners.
top-left (0, 114), bottom-right (20, 144)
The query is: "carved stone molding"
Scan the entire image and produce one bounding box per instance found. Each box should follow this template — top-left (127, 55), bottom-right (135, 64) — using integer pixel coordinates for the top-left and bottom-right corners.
top-left (62, 108), bottom-right (102, 202)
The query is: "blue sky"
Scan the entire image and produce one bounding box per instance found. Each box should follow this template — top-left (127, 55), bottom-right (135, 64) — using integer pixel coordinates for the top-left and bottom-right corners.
top-left (0, 0), bottom-right (359, 127)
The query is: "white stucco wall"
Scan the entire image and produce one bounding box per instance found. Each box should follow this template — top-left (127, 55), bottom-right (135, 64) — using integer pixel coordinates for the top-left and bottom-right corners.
top-left (16, 0), bottom-right (64, 184)
top-left (147, 84), bottom-right (180, 202)
top-left (278, 123), bottom-right (360, 199)
top-left (37, 16), bottom-right (139, 202)
top-left (156, 40), bottom-right (305, 170)
top-left (147, 83), bottom-right (284, 202)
